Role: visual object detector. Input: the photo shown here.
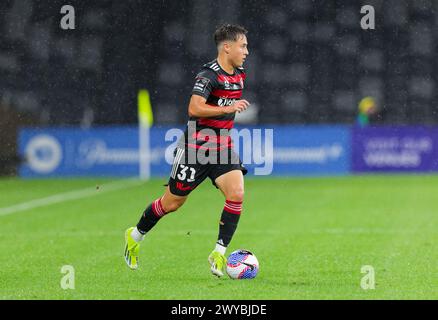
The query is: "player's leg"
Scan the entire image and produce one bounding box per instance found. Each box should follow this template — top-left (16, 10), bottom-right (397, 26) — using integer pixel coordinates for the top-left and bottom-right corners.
top-left (125, 187), bottom-right (187, 270)
top-left (125, 147), bottom-right (208, 270)
top-left (208, 169), bottom-right (245, 277)
top-left (134, 186), bottom-right (188, 239)
top-left (214, 169), bottom-right (244, 250)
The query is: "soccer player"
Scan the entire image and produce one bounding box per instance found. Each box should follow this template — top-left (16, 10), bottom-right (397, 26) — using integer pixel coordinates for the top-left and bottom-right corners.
top-left (124, 24), bottom-right (250, 277)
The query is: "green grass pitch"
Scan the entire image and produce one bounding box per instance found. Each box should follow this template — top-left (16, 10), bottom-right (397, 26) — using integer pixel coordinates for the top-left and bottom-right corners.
top-left (0, 175), bottom-right (437, 299)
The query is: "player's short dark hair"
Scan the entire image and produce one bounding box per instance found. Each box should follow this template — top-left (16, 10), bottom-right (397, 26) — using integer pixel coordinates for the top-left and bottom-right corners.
top-left (214, 24), bottom-right (248, 46)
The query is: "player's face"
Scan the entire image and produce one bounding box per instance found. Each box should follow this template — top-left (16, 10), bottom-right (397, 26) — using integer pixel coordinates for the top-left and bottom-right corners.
top-left (229, 35), bottom-right (249, 68)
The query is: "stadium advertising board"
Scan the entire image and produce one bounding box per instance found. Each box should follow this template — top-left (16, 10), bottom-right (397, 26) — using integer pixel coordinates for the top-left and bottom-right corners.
top-left (19, 126), bottom-right (350, 177)
top-left (352, 126), bottom-right (438, 172)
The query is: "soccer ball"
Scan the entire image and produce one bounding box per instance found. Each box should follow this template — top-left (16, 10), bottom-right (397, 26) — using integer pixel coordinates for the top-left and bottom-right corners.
top-left (226, 249), bottom-right (259, 279)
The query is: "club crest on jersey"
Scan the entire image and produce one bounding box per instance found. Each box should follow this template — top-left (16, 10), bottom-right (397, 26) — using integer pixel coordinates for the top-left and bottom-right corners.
top-left (224, 79), bottom-right (231, 89)
top-left (217, 98), bottom-right (236, 106)
top-left (222, 79), bottom-right (242, 90)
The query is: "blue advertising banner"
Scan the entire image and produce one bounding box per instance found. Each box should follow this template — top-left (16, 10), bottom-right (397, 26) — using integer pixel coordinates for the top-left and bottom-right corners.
top-left (230, 125), bottom-right (351, 176)
top-left (352, 126), bottom-right (438, 172)
top-left (19, 126), bottom-right (180, 178)
top-left (19, 125), bottom-right (351, 178)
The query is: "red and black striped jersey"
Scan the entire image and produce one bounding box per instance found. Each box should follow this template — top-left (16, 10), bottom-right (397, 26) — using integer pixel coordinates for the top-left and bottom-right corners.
top-left (179, 59), bottom-right (246, 151)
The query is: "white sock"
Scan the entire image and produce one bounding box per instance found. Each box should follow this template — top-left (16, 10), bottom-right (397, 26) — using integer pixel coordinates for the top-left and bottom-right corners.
top-left (131, 227), bottom-right (145, 242)
top-left (215, 243), bottom-right (227, 255)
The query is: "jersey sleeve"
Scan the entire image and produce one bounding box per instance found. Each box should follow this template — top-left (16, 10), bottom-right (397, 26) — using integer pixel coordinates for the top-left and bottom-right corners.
top-left (191, 69), bottom-right (218, 99)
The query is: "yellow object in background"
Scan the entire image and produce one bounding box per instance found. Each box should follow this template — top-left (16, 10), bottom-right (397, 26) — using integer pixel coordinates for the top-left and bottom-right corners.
top-left (358, 96), bottom-right (376, 115)
top-left (138, 89), bottom-right (153, 127)
top-left (357, 96), bottom-right (377, 127)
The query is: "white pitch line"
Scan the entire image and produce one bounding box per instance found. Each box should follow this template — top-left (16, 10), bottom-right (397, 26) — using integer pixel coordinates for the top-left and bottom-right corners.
top-left (0, 179), bottom-right (144, 217)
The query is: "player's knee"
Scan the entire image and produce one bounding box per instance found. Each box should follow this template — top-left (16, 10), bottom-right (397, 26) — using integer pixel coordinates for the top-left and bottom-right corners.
top-left (226, 188), bottom-right (244, 202)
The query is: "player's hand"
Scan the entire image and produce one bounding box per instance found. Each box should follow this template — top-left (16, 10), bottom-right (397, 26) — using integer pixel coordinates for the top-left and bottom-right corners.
top-left (224, 99), bottom-right (250, 114)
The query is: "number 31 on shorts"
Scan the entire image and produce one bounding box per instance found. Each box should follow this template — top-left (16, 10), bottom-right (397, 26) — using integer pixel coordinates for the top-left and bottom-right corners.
top-left (177, 165), bottom-right (196, 182)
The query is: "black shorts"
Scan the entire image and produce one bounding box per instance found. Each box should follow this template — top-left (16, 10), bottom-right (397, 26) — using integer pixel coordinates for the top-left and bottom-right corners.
top-left (168, 147), bottom-right (248, 196)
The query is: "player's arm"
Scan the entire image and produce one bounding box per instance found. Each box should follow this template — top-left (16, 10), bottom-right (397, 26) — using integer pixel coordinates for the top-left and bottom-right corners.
top-left (189, 69), bottom-right (249, 117)
top-left (188, 95), bottom-right (250, 117)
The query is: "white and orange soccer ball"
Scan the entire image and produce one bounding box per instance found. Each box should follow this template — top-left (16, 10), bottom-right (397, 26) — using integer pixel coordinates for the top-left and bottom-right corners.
top-left (226, 249), bottom-right (259, 279)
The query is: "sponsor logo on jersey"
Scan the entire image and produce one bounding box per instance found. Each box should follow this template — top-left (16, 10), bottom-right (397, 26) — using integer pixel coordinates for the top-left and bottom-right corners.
top-left (217, 98), bottom-right (237, 106)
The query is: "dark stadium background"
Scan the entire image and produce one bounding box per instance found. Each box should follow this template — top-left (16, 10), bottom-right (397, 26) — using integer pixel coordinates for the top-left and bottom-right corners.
top-left (2, 0), bottom-right (437, 175)
top-left (1, 0), bottom-right (438, 301)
